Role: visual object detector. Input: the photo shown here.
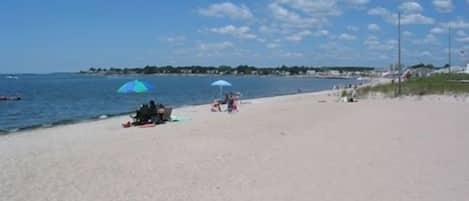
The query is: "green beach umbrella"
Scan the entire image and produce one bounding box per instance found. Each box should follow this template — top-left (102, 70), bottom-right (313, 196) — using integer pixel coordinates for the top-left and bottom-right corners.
top-left (117, 80), bottom-right (154, 93)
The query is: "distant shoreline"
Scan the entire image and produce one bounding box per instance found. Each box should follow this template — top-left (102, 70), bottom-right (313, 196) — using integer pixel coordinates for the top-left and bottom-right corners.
top-left (80, 72), bottom-right (361, 80)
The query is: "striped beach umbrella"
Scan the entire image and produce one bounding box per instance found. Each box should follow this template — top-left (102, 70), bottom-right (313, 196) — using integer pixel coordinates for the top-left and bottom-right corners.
top-left (117, 80), bottom-right (154, 93)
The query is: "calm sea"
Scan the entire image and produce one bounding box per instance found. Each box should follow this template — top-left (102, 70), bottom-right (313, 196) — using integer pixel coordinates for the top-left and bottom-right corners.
top-left (0, 74), bottom-right (362, 133)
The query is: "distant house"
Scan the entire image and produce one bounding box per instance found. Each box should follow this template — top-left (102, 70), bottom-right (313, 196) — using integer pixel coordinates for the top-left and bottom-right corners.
top-left (433, 65), bottom-right (466, 74)
top-left (329, 70), bottom-right (341, 76)
top-left (409, 67), bottom-right (433, 77)
top-left (306, 70), bottom-right (316, 75)
top-left (180, 69), bottom-right (192, 74)
top-left (206, 70), bottom-right (218, 74)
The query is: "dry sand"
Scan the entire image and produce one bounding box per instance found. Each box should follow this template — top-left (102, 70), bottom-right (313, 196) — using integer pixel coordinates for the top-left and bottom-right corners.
top-left (1, 91), bottom-right (469, 201)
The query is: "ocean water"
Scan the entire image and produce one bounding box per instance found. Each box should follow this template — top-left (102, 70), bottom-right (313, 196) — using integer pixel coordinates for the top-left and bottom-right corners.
top-left (0, 74), bottom-right (362, 133)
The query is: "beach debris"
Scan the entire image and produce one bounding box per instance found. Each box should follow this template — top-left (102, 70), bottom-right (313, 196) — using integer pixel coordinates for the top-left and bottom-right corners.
top-left (0, 96), bottom-right (22, 101)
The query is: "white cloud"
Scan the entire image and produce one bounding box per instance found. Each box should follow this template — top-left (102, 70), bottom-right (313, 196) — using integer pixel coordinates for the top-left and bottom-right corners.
top-left (430, 26), bottom-right (447, 34)
top-left (198, 41), bottom-right (234, 51)
top-left (446, 18), bottom-right (469, 29)
top-left (210, 25), bottom-right (256, 39)
top-left (364, 36), bottom-right (396, 51)
top-left (344, 0), bottom-right (369, 5)
top-left (286, 30), bottom-right (312, 41)
top-left (426, 19), bottom-right (469, 40)
top-left (457, 37), bottom-right (469, 43)
top-left (399, 2), bottom-right (423, 13)
top-left (268, 3), bottom-right (321, 28)
top-left (315, 29), bottom-right (329, 37)
top-left (193, 41), bottom-right (236, 58)
top-left (338, 33), bottom-right (357, 40)
top-left (266, 43), bottom-right (280, 48)
top-left (368, 7), bottom-right (388, 16)
top-left (368, 24), bottom-right (380, 32)
top-left (428, 19), bottom-right (469, 40)
top-left (457, 30), bottom-right (468, 37)
top-left (275, 0), bottom-right (341, 17)
top-left (267, 0), bottom-right (351, 31)
top-left (413, 34), bottom-right (439, 45)
top-left (368, 4), bottom-right (434, 25)
top-left (403, 31), bottom-right (414, 37)
top-left (198, 2), bottom-right (253, 20)
top-left (433, 0), bottom-right (453, 13)
top-left (368, 7), bottom-right (396, 23)
top-left (281, 51), bottom-right (304, 57)
top-left (347, 25), bottom-right (359, 32)
top-left (401, 14), bottom-right (435, 25)
top-left (164, 36), bottom-right (186, 44)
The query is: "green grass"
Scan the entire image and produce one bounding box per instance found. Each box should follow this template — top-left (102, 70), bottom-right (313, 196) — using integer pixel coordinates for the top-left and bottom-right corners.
top-left (358, 73), bottom-right (469, 97)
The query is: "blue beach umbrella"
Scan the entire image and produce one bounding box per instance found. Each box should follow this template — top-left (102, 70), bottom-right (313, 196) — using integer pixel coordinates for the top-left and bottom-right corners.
top-left (211, 80), bottom-right (232, 98)
top-left (117, 80), bottom-right (154, 93)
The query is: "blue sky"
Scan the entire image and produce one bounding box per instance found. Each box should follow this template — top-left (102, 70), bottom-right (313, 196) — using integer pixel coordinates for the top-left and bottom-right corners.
top-left (1, 0), bottom-right (468, 73)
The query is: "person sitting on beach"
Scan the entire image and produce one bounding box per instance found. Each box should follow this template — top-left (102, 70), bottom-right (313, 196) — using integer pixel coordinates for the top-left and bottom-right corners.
top-left (227, 95), bottom-right (238, 113)
top-left (218, 93), bottom-right (229, 105)
top-left (139, 104), bottom-right (152, 125)
top-left (123, 104), bottom-right (154, 127)
top-left (211, 100), bottom-right (222, 112)
top-left (149, 100), bottom-right (165, 124)
top-left (133, 105), bottom-right (144, 125)
top-left (127, 104), bottom-right (145, 126)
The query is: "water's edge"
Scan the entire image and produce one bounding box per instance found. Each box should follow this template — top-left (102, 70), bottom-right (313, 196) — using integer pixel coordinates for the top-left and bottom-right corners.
top-left (0, 89), bottom-right (333, 135)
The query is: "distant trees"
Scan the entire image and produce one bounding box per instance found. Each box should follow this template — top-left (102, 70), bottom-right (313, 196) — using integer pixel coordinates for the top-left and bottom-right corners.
top-left (408, 63), bottom-right (437, 69)
top-left (81, 65), bottom-right (376, 76)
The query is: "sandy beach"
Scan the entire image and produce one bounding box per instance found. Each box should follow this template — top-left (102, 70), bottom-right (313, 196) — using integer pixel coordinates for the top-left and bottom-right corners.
top-left (1, 91), bottom-right (469, 201)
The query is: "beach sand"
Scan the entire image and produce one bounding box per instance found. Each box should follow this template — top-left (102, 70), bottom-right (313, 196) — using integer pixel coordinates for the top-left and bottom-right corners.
top-left (1, 91), bottom-right (469, 201)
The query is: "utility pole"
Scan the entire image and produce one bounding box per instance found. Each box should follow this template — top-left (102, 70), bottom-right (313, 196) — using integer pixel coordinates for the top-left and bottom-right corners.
top-left (448, 25), bottom-right (452, 73)
top-left (397, 12), bottom-right (402, 96)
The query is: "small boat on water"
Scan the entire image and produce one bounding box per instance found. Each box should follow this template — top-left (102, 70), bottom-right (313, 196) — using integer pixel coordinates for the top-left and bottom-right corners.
top-left (357, 77), bottom-right (370, 81)
top-left (5, 75), bottom-right (19, 79)
top-left (0, 96), bottom-right (21, 101)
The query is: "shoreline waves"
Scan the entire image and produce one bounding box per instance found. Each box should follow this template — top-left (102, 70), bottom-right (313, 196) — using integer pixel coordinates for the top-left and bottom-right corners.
top-left (0, 88), bottom-right (337, 135)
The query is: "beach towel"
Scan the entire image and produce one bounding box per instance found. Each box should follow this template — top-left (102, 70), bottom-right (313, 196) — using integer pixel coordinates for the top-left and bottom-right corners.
top-left (139, 123), bottom-right (156, 128)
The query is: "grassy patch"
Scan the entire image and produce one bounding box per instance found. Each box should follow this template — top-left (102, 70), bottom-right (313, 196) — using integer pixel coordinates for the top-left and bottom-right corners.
top-left (358, 73), bottom-right (469, 97)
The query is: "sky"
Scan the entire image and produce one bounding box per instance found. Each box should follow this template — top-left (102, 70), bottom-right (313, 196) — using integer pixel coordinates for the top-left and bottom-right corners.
top-left (1, 0), bottom-right (469, 73)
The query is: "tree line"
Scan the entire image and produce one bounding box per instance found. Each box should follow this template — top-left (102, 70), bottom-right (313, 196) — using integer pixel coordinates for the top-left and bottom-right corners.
top-left (82, 65), bottom-right (376, 76)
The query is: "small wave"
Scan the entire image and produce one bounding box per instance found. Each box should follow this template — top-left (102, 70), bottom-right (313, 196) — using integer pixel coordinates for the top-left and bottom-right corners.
top-left (99, 115), bottom-right (108, 119)
top-left (41, 124), bottom-right (53, 128)
top-left (7, 128), bottom-right (19, 132)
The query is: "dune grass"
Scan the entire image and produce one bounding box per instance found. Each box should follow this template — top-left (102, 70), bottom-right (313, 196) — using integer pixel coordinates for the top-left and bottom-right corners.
top-left (358, 73), bottom-right (469, 97)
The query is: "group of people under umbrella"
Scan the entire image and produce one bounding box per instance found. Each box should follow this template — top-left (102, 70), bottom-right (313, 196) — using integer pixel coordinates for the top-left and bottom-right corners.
top-left (211, 92), bottom-right (240, 113)
top-left (118, 79), bottom-right (238, 127)
top-left (210, 79), bottom-right (240, 113)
